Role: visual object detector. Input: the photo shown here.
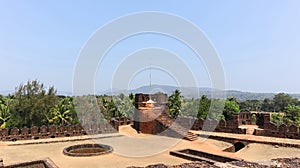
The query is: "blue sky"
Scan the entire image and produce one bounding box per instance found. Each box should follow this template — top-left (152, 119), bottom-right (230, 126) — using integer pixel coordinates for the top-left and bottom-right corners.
top-left (1, 1), bottom-right (300, 94)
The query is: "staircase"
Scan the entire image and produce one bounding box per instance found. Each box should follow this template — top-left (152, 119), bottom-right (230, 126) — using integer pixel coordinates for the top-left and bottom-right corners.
top-left (240, 125), bottom-right (259, 135)
top-left (184, 131), bottom-right (198, 141)
top-left (155, 113), bottom-right (198, 141)
top-left (246, 127), bottom-right (255, 135)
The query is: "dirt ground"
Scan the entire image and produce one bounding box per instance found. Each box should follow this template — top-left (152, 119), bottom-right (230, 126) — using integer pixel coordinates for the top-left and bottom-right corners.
top-left (0, 125), bottom-right (300, 168)
top-left (236, 143), bottom-right (300, 162)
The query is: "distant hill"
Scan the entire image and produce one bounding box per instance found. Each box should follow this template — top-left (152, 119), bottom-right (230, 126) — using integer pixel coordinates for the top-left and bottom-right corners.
top-left (2, 85), bottom-right (300, 100)
top-left (100, 84), bottom-right (300, 100)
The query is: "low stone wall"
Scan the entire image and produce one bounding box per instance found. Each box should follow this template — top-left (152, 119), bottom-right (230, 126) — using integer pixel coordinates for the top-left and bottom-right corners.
top-left (0, 119), bottom-right (122, 141)
top-left (263, 123), bottom-right (300, 139)
top-left (116, 117), bottom-right (134, 126)
top-left (170, 148), bottom-right (242, 164)
top-left (128, 158), bottom-right (300, 168)
top-left (177, 116), bottom-right (245, 134)
top-left (0, 158), bottom-right (58, 168)
top-left (177, 116), bottom-right (300, 140)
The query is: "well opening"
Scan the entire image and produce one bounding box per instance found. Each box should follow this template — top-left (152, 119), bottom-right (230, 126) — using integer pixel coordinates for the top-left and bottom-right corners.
top-left (234, 142), bottom-right (246, 152)
top-left (63, 144), bottom-right (113, 157)
top-left (223, 142), bottom-right (247, 153)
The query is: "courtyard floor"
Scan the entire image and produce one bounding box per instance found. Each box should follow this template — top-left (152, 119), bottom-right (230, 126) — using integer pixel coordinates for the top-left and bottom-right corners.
top-left (0, 125), bottom-right (300, 168)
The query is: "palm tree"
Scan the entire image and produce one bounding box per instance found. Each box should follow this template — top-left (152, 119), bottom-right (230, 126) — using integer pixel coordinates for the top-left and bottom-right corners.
top-left (49, 97), bottom-right (73, 125)
top-left (108, 99), bottom-right (120, 118)
top-left (168, 90), bottom-right (182, 118)
top-left (0, 98), bottom-right (12, 128)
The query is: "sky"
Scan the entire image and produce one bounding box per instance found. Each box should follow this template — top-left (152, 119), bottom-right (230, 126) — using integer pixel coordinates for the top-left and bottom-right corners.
top-left (1, 1), bottom-right (300, 94)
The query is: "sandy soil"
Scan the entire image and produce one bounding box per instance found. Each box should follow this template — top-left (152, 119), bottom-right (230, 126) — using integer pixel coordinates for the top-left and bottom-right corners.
top-left (236, 143), bottom-right (300, 162)
top-left (1, 125), bottom-right (300, 168)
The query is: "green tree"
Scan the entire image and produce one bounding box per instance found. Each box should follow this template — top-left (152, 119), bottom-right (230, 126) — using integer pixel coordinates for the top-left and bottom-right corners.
top-left (0, 97), bottom-right (12, 128)
top-left (114, 94), bottom-right (135, 118)
top-left (8, 80), bottom-right (58, 128)
top-left (197, 95), bottom-right (210, 119)
top-left (223, 97), bottom-right (240, 120)
top-left (119, 93), bottom-right (125, 101)
top-left (107, 99), bottom-right (120, 118)
top-left (74, 95), bottom-right (102, 126)
top-left (128, 93), bottom-right (135, 106)
top-left (208, 98), bottom-right (225, 120)
top-left (168, 90), bottom-right (182, 118)
top-left (261, 98), bottom-right (274, 112)
top-left (181, 98), bottom-right (199, 117)
top-left (284, 104), bottom-right (300, 126)
top-left (273, 93), bottom-right (298, 112)
top-left (99, 96), bottom-right (121, 119)
top-left (49, 97), bottom-right (76, 125)
top-left (98, 96), bottom-right (110, 120)
top-left (271, 113), bottom-right (283, 125)
top-left (239, 99), bottom-right (262, 112)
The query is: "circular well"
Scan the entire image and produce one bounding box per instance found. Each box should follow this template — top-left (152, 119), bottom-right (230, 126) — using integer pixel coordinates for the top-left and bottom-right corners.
top-left (63, 144), bottom-right (113, 157)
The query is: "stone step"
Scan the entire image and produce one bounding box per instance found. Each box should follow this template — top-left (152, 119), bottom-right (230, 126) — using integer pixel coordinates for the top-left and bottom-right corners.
top-left (246, 128), bottom-right (255, 135)
top-left (183, 132), bottom-right (198, 141)
top-left (156, 113), bottom-right (198, 141)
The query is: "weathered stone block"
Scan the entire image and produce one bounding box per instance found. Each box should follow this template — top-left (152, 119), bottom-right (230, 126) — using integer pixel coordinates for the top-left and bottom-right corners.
top-left (289, 124), bottom-right (298, 133)
top-left (40, 125), bottom-right (48, 138)
top-left (30, 126), bottom-right (39, 139)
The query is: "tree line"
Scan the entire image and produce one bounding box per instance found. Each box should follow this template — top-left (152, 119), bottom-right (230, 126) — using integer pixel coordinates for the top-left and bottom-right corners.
top-left (168, 90), bottom-right (240, 121)
top-left (1, 80), bottom-right (299, 130)
top-left (0, 80), bottom-right (136, 129)
top-left (169, 90), bottom-right (300, 126)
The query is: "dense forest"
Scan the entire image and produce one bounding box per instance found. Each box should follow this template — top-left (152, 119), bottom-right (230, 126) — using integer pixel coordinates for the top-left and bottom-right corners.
top-left (0, 80), bottom-right (299, 130)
